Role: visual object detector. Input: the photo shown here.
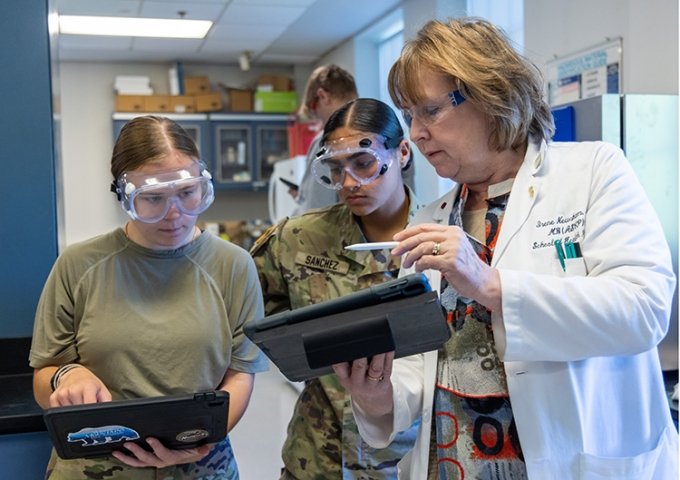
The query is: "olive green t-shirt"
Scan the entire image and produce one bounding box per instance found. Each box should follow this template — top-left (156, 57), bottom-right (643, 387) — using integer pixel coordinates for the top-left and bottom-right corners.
top-left (30, 228), bottom-right (268, 400)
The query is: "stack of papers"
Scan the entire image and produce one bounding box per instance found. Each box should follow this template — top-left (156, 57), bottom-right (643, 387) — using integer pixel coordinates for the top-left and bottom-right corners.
top-left (114, 75), bottom-right (153, 95)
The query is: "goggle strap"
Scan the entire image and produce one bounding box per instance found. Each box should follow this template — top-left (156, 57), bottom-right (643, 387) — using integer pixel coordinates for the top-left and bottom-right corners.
top-left (449, 89), bottom-right (466, 107)
top-left (317, 136), bottom-right (403, 154)
top-left (384, 136), bottom-right (403, 149)
top-left (110, 182), bottom-right (122, 201)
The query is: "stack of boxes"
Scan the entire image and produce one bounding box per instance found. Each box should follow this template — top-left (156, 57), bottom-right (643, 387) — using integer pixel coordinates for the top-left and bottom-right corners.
top-left (254, 75), bottom-right (298, 113)
top-left (182, 76), bottom-right (223, 113)
top-left (113, 75), bottom-right (153, 112)
top-left (113, 72), bottom-right (298, 114)
top-left (114, 75), bottom-right (224, 113)
top-left (221, 85), bottom-right (254, 113)
top-left (222, 74), bottom-right (297, 113)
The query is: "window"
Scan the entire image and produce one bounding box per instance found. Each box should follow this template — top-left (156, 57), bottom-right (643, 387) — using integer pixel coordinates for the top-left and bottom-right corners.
top-left (378, 25), bottom-right (404, 108)
top-left (467, 0), bottom-right (524, 51)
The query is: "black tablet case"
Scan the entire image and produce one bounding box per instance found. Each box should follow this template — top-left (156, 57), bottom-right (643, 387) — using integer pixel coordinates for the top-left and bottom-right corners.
top-left (246, 273), bottom-right (450, 381)
top-left (43, 391), bottom-right (229, 459)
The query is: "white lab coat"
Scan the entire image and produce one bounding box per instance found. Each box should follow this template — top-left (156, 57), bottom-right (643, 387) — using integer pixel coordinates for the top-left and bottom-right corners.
top-left (353, 140), bottom-right (678, 479)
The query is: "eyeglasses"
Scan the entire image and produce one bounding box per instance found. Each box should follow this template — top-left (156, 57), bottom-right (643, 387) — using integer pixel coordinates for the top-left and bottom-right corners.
top-left (400, 89), bottom-right (466, 128)
top-left (111, 161), bottom-right (215, 223)
top-left (306, 97), bottom-right (319, 116)
top-left (312, 134), bottom-right (399, 190)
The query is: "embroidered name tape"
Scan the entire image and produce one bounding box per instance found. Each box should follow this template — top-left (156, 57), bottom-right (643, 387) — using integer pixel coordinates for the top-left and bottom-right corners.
top-left (296, 252), bottom-right (349, 274)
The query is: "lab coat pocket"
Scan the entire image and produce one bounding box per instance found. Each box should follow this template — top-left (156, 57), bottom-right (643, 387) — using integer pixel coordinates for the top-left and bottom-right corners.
top-left (577, 427), bottom-right (675, 480)
top-left (552, 256), bottom-right (588, 277)
top-left (564, 257), bottom-right (587, 276)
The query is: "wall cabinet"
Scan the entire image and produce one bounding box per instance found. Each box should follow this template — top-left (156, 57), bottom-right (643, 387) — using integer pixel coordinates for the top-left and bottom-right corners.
top-left (113, 112), bottom-right (290, 192)
top-left (210, 114), bottom-right (289, 191)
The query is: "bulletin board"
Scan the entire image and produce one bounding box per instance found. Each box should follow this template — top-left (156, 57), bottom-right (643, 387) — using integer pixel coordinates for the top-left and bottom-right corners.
top-left (546, 38), bottom-right (622, 107)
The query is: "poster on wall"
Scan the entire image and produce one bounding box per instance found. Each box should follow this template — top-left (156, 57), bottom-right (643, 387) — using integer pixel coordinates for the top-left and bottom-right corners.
top-left (546, 38), bottom-right (622, 106)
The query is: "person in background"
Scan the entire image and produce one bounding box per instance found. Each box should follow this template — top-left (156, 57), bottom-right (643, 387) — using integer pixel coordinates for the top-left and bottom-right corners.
top-left (251, 98), bottom-right (422, 479)
top-left (290, 64), bottom-right (358, 215)
top-left (30, 115), bottom-right (268, 479)
top-left (333, 18), bottom-right (678, 479)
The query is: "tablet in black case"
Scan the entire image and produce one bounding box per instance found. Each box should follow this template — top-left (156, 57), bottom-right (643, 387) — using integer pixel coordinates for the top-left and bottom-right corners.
top-left (43, 391), bottom-right (229, 459)
top-left (246, 273), bottom-right (450, 382)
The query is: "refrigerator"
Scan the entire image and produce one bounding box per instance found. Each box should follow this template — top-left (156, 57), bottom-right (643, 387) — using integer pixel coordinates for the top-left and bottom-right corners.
top-left (268, 155), bottom-right (307, 224)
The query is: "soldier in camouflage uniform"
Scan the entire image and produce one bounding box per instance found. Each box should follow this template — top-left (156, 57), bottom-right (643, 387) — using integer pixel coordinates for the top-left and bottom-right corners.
top-left (251, 99), bottom-right (423, 479)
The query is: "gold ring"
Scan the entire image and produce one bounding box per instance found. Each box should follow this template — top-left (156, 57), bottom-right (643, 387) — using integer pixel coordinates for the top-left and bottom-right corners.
top-left (366, 374), bottom-right (384, 382)
top-left (432, 242), bottom-right (441, 256)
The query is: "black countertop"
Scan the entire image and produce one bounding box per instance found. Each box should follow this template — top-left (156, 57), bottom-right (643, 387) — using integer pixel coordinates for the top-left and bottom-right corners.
top-left (0, 373), bottom-right (45, 434)
top-left (0, 338), bottom-right (46, 435)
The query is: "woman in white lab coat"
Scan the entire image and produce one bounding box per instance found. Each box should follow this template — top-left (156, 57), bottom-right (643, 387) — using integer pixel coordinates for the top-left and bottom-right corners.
top-left (333, 17), bottom-right (678, 480)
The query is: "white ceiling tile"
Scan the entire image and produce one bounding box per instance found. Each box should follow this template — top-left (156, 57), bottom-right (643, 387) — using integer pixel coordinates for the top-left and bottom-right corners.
top-left (142, 0), bottom-right (229, 4)
top-left (200, 38), bottom-right (271, 53)
top-left (132, 37), bottom-right (204, 53)
top-left (58, 35), bottom-right (134, 50)
top-left (56, 0), bottom-right (142, 17)
top-left (208, 22), bottom-right (286, 40)
top-left (218, 4), bottom-right (305, 25)
top-left (140, 1), bottom-right (226, 20)
top-left (55, 0), bottom-right (404, 66)
top-left (257, 52), bottom-right (319, 64)
top-left (231, 0), bottom-right (317, 5)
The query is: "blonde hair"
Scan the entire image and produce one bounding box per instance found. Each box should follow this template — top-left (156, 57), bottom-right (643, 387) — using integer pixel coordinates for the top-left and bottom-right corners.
top-left (301, 64), bottom-right (358, 117)
top-left (388, 17), bottom-right (554, 150)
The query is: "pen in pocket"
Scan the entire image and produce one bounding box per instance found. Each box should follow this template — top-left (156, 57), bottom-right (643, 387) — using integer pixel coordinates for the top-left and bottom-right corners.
top-left (554, 239), bottom-right (566, 272)
top-left (564, 241), bottom-right (582, 259)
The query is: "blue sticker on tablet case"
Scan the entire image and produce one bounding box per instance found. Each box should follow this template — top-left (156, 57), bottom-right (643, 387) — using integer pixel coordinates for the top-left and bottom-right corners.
top-left (67, 425), bottom-right (140, 446)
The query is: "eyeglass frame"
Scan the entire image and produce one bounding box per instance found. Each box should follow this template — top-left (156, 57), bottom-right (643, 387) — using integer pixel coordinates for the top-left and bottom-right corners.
top-left (400, 89), bottom-right (466, 128)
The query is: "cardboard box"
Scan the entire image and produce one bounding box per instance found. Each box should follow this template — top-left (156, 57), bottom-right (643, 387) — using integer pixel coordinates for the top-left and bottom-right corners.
top-left (195, 93), bottom-right (223, 112)
top-left (228, 89), bottom-right (253, 112)
top-left (143, 95), bottom-right (171, 112)
top-left (114, 76), bottom-right (152, 95)
top-left (254, 91), bottom-right (298, 113)
top-left (170, 96), bottom-right (196, 113)
top-left (257, 74), bottom-right (292, 92)
top-left (184, 76), bottom-right (211, 95)
top-left (115, 95), bottom-right (146, 112)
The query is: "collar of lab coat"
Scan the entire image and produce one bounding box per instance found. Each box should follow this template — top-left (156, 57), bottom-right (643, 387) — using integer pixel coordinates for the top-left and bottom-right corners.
top-left (491, 138), bottom-right (546, 264)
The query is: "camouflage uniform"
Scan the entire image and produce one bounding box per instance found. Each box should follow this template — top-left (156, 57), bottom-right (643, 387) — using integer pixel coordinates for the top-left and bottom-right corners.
top-left (44, 437), bottom-right (238, 479)
top-left (250, 188), bottom-right (423, 480)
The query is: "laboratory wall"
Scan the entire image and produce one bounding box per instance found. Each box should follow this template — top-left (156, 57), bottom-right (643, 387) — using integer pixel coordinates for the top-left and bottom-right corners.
top-left (525, 0), bottom-right (678, 95)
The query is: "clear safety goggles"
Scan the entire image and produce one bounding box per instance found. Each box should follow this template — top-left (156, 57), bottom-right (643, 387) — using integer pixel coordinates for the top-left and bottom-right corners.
top-left (111, 161), bottom-right (215, 223)
top-left (400, 89), bottom-right (466, 128)
top-left (312, 134), bottom-right (401, 191)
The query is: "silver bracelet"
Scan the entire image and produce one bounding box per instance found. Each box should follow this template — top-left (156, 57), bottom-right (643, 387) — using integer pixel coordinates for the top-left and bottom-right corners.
top-left (50, 363), bottom-right (82, 392)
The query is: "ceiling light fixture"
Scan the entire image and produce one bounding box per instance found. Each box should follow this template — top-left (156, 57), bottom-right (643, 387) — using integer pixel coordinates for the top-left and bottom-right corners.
top-left (239, 51), bottom-right (252, 71)
top-left (58, 15), bottom-right (212, 39)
